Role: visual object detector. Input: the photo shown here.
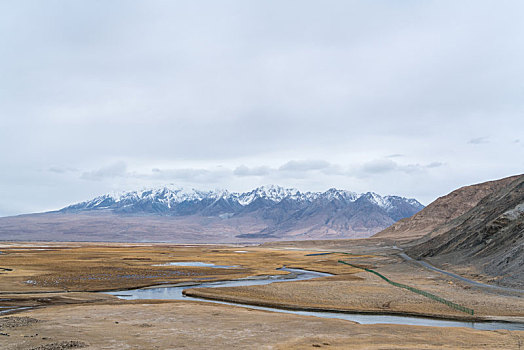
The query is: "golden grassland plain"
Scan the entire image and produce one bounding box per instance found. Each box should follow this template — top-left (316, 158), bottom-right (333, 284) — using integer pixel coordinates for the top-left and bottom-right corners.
top-left (0, 242), bottom-right (361, 292)
top-left (187, 252), bottom-right (524, 320)
top-left (0, 242), bottom-right (523, 349)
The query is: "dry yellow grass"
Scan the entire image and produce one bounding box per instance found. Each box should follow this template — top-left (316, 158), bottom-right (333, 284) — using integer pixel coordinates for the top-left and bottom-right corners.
top-left (0, 242), bottom-right (359, 293)
top-left (1, 242), bottom-right (523, 349)
top-left (2, 302), bottom-right (522, 350)
top-left (188, 269), bottom-right (524, 319)
top-left (187, 250), bottom-right (524, 320)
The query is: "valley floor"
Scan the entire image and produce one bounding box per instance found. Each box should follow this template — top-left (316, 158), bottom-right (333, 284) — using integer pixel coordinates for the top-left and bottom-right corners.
top-left (0, 241), bottom-right (522, 349)
top-left (3, 301), bottom-right (523, 350)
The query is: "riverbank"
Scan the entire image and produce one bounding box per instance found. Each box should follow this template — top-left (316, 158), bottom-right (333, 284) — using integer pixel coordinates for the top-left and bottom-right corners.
top-left (1, 241), bottom-right (523, 349)
top-left (181, 251), bottom-right (524, 322)
top-left (2, 301), bottom-right (523, 350)
top-left (0, 242), bottom-right (356, 293)
top-left (1, 242), bottom-right (522, 321)
top-left (183, 271), bottom-right (524, 322)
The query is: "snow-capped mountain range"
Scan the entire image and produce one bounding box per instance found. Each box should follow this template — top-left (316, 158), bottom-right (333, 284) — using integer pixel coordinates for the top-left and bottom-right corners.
top-left (0, 185), bottom-right (424, 243)
top-left (61, 185), bottom-right (423, 221)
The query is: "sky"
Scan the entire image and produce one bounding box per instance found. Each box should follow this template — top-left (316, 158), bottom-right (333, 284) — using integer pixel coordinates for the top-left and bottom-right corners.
top-left (1, 0), bottom-right (523, 216)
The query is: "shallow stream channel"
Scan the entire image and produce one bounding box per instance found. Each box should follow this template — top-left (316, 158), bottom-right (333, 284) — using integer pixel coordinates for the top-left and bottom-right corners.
top-left (105, 266), bottom-right (524, 331)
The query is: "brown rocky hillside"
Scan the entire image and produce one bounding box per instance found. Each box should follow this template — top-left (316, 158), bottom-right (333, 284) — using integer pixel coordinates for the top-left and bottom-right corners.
top-left (373, 175), bottom-right (521, 242)
top-left (407, 174), bottom-right (524, 288)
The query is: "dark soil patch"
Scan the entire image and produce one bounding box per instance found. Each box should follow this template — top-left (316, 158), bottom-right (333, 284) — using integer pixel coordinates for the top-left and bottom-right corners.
top-left (29, 341), bottom-right (88, 350)
top-left (0, 316), bottom-right (39, 329)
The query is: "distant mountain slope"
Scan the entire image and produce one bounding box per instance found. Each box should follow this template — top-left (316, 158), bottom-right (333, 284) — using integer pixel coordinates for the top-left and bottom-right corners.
top-left (373, 175), bottom-right (521, 241)
top-left (407, 174), bottom-right (524, 287)
top-left (0, 185), bottom-right (423, 243)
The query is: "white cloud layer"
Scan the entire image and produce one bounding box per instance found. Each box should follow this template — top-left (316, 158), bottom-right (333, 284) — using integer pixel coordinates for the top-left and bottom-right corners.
top-left (0, 1), bottom-right (523, 216)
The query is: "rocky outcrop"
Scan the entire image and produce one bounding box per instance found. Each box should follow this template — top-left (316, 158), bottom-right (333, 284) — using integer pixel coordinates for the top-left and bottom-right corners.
top-left (373, 175), bottom-right (520, 241)
top-left (407, 175), bottom-right (524, 287)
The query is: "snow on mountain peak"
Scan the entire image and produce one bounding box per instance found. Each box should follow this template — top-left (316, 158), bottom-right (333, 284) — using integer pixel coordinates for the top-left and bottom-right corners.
top-left (63, 185), bottom-right (423, 214)
top-left (323, 188), bottom-right (360, 202)
top-left (364, 192), bottom-right (391, 209)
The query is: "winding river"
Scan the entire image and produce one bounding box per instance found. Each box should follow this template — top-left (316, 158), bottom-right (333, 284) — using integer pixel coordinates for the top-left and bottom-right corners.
top-left (106, 267), bottom-right (524, 331)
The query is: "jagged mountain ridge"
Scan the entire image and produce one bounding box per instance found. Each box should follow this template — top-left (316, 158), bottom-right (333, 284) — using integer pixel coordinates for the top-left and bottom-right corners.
top-left (61, 185), bottom-right (424, 215)
top-left (0, 185), bottom-right (424, 243)
top-left (62, 185), bottom-right (421, 220)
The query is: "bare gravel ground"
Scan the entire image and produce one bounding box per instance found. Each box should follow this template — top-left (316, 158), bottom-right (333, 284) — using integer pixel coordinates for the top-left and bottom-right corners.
top-left (1, 302), bottom-right (522, 350)
top-left (1, 241), bottom-right (522, 348)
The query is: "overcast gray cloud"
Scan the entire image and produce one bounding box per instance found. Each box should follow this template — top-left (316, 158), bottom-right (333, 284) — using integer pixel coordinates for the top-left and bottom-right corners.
top-left (1, 0), bottom-right (523, 216)
top-left (234, 165), bottom-right (271, 177)
top-left (468, 137), bottom-right (490, 145)
top-left (360, 159), bottom-right (398, 174)
top-left (356, 159), bottom-right (445, 177)
top-left (279, 160), bottom-right (332, 172)
top-left (81, 161), bottom-right (128, 181)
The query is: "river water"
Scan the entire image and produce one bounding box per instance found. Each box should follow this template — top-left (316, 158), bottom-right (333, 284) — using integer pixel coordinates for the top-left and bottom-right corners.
top-left (105, 267), bottom-right (524, 331)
